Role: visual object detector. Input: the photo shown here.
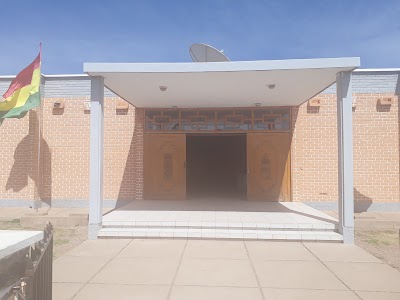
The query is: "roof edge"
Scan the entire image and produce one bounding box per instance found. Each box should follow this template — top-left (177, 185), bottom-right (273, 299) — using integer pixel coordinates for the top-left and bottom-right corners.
top-left (84, 57), bottom-right (360, 74)
top-left (354, 68), bottom-right (400, 73)
top-left (0, 74), bottom-right (88, 80)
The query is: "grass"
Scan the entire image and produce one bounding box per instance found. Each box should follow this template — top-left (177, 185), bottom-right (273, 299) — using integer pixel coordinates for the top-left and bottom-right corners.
top-left (358, 229), bottom-right (399, 247)
top-left (54, 238), bottom-right (70, 246)
top-left (356, 229), bottom-right (400, 270)
top-left (0, 219), bottom-right (87, 259)
top-left (0, 219), bottom-right (24, 230)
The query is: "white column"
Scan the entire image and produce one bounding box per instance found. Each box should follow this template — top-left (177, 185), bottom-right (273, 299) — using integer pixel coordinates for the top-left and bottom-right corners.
top-left (337, 71), bottom-right (354, 244)
top-left (88, 76), bottom-right (104, 240)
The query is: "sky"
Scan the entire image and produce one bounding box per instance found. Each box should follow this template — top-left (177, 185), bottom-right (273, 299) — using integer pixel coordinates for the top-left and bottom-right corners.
top-left (1, 0), bottom-right (399, 75)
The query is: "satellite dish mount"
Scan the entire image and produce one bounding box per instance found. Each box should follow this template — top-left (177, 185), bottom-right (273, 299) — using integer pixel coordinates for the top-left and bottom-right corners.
top-left (189, 43), bottom-right (230, 62)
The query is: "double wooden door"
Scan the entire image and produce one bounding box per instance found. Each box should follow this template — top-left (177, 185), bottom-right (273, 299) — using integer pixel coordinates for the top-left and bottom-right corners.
top-left (247, 133), bottom-right (291, 201)
top-left (144, 133), bottom-right (291, 201)
top-left (144, 134), bottom-right (186, 200)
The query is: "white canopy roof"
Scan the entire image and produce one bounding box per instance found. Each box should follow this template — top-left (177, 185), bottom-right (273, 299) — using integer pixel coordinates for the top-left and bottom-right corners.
top-left (84, 57), bottom-right (360, 108)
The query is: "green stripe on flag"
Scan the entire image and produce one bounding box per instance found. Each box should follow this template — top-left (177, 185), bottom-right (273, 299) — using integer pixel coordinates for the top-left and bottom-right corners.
top-left (0, 92), bottom-right (40, 121)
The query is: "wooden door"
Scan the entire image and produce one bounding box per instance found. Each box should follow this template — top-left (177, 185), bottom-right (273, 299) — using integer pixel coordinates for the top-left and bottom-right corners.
top-left (144, 134), bottom-right (186, 200)
top-left (247, 133), bottom-right (291, 201)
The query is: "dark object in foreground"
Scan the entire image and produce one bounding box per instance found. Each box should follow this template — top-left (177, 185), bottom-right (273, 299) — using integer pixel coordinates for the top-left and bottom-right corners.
top-left (0, 222), bottom-right (53, 300)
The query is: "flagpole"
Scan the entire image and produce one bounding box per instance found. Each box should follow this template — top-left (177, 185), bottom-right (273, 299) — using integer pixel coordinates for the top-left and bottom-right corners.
top-left (37, 43), bottom-right (43, 210)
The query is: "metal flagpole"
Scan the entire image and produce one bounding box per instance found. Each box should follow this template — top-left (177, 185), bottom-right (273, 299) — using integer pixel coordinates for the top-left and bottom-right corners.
top-left (36, 43), bottom-right (43, 210)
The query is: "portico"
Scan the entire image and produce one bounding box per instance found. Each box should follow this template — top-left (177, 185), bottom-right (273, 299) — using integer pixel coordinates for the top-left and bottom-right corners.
top-left (84, 57), bottom-right (360, 243)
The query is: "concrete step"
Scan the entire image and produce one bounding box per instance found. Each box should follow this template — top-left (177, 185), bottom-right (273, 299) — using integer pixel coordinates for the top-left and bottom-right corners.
top-left (98, 227), bottom-right (343, 242)
top-left (20, 215), bottom-right (88, 227)
top-left (102, 220), bottom-right (337, 231)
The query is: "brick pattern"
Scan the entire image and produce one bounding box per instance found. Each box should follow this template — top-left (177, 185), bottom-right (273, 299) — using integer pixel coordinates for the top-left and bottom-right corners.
top-left (104, 102), bottom-right (143, 202)
top-left (321, 72), bottom-right (399, 94)
top-left (352, 94), bottom-right (399, 203)
top-left (40, 97), bottom-right (90, 203)
top-left (44, 77), bottom-right (116, 98)
top-left (291, 94), bottom-right (339, 202)
top-left (0, 97), bottom-right (143, 205)
top-left (0, 93), bottom-right (398, 206)
top-left (292, 93), bottom-right (400, 204)
top-left (0, 110), bottom-right (39, 202)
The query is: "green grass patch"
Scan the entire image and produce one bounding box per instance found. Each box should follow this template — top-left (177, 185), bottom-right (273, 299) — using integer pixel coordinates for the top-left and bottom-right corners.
top-left (366, 238), bottom-right (380, 246)
top-left (54, 238), bottom-right (69, 246)
top-left (0, 220), bottom-right (23, 230)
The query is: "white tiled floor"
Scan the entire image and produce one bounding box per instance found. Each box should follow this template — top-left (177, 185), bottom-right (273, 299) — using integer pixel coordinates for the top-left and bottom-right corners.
top-left (99, 200), bottom-right (341, 241)
top-left (102, 200), bottom-right (338, 232)
top-left (98, 227), bottom-right (343, 241)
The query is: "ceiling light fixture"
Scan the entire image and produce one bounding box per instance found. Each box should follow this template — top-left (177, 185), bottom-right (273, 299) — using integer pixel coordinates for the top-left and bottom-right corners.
top-left (159, 86), bottom-right (167, 91)
top-left (267, 84), bottom-right (276, 89)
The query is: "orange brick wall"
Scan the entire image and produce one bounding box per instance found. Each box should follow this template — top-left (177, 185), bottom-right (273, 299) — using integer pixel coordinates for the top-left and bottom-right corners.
top-left (353, 94), bottom-right (399, 203)
top-left (291, 94), bottom-right (339, 202)
top-left (40, 97), bottom-right (143, 205)
top-left (40, 97), bottom-right (90, 204)
top-left (291, 93), bottom-right (400, 204)
top-left (0, 91), bottom-right (398, 207)
top-left (103, 102), bottom-right (144, 202)
top-left (0, 97), bottom-right (144, 206)
top-left (0, 109), bottom-right (40, 203)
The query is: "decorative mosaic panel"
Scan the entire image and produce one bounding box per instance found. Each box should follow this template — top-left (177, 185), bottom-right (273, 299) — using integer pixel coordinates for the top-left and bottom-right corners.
top-left (145, 108), bottom-right (290, 132)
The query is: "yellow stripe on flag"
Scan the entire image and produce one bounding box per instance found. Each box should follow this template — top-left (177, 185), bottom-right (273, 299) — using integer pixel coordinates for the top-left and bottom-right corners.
top-left (0, 68), bottom-right (41, 112)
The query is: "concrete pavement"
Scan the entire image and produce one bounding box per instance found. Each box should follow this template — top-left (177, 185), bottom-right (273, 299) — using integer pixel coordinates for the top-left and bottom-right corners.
top-left (53, 239), bottom-right (400, 300)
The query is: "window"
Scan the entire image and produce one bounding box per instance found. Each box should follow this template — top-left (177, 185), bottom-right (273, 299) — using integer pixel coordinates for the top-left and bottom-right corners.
top-left (145, 107), bottom-right (290, 132)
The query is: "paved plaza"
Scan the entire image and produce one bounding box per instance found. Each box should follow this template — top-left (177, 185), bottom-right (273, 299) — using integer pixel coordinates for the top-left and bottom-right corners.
top-left (53, 239), bottom-right (400, 300)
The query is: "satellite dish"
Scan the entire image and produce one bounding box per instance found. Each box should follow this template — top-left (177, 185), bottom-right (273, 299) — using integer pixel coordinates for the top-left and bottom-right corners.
top-left (189, 43), bottom-right (230, 62)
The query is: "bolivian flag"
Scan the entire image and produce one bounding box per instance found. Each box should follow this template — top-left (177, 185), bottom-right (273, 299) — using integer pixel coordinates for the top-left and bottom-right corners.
top-left (0, 50), bottom-right (41, 124)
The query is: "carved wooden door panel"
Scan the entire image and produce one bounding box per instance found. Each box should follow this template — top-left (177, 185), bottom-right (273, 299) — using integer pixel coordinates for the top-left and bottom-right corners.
top-left (144, 134), bottom-right (186, 200)
top-left (247, 133), bottom-right (291, 201)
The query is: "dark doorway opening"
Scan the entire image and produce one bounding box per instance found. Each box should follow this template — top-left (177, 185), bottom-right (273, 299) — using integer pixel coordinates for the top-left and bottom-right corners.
top-left (186, 134), bottom-right (247, 200)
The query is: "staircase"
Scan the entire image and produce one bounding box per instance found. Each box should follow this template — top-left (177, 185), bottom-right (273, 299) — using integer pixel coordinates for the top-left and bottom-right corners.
top-left (98, 218), bottom-right (342, 242)
top-left (97, 202), bottom-right (342, 242)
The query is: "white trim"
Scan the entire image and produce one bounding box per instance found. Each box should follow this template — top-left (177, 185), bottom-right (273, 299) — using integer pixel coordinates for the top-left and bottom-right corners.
top-left (88, 76), bottom-right (104, 240)
top-left (0, 231), bottom-right (43, 260)
top-left (337, 71), bottom-right (355, 244)
top-left (0, 199), bottom-right (129, 209)
top-left (84, 57), bottom-right (360, 74)
top-left (305, 201), bottom-right (400, 212)
top-left (0, 74), bottom-right (89, 79)
top-left (42, 74), bottom-right (89, 78)
top-left (354, 68), bottom-right (400, 72)
top-left (1, 66), bottom-right (399, 80)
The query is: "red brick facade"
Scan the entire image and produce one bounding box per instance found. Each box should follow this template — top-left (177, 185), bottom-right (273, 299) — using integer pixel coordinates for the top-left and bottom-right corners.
top-left (0, 93), bottom-right (399, 207)
top-left (291, 93), bottom-right (400, 206)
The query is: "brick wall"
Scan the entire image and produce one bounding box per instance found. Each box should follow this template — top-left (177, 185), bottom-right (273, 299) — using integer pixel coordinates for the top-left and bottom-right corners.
top-left (0, 73), bottom-right (399, 207)
top-left (353, 94), bottom-right (399, 204)
top-left (0, 96), bottom-right (143, 206)
top-left (291, 94), bottom-right (339, 202)
top-left (40, 97), bottom-right (90, 204)
top-left (292, 93), bottom-right (399, 204)
top-left (103, 102), bottom-right (144, 202)
top-left (0, 109), bottom-right (39, 204)
top-left (40, 97), bottom-right (143, 205)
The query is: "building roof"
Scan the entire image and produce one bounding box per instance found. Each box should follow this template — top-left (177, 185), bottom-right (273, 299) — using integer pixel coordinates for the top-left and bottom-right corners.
top-left (84, 57), bottom-right (360, 108)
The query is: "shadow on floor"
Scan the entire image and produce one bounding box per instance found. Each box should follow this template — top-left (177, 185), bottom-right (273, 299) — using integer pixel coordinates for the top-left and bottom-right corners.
top-left (106, 199), bottom-right (337, 225)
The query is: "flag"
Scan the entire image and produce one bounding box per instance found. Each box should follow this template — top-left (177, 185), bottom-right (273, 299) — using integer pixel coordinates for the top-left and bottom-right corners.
top-left (0, 48), bottom-right (41, 124)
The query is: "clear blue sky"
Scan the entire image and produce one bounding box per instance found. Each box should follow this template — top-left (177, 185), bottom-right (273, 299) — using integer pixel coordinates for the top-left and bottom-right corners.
top-left (1, 0), bottom-right (399, 74)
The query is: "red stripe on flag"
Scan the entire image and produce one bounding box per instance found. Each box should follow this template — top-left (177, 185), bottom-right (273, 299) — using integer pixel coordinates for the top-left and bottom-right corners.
top-left (3, 52), bottom-right (41, 99)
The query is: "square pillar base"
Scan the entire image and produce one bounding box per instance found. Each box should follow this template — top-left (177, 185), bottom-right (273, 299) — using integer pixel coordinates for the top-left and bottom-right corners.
top-left (341, 226), bottom-right (355, 244)
top-left (88, 223), bottom-right (101, 240)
